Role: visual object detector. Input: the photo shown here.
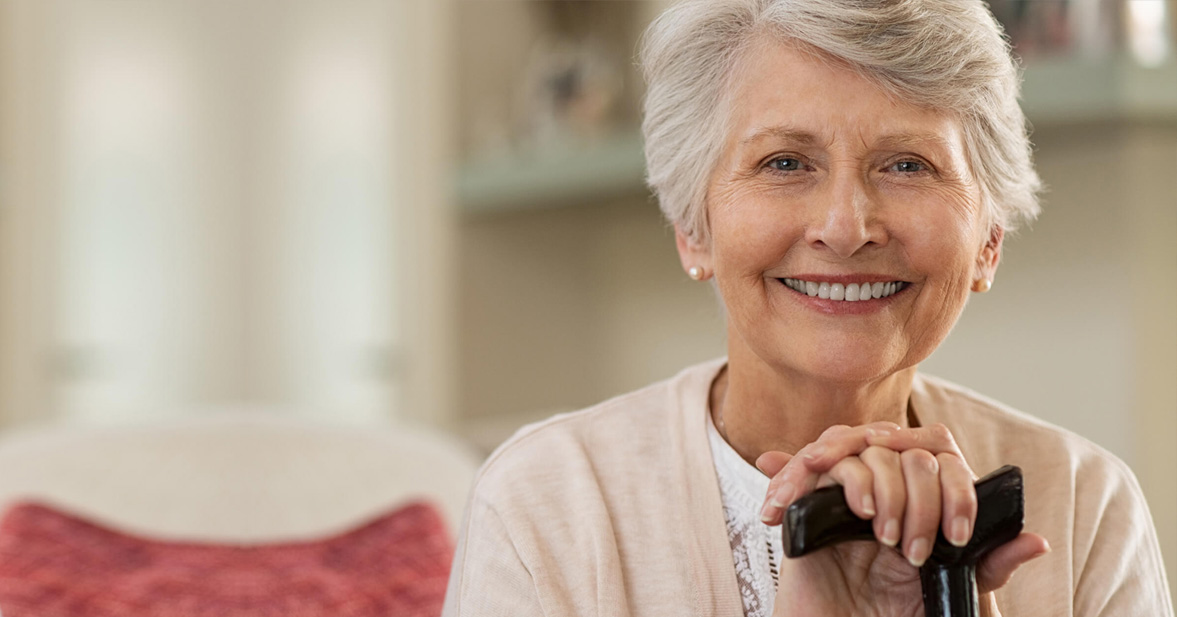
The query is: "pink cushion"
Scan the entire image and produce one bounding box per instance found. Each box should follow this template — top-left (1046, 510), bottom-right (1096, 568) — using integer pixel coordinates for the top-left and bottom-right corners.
top-left (0, 501), bottom-right (453, 617)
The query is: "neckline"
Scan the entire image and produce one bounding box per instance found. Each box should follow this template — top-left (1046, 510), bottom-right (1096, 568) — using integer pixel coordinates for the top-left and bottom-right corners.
top-left (705, 402), bottom-right (771, 506)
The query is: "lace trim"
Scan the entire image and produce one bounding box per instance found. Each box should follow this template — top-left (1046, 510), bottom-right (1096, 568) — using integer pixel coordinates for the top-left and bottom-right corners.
top-left (706, 412), bottom-right (784, 617)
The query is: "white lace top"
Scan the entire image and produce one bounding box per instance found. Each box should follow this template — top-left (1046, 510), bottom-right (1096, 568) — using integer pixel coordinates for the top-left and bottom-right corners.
top-left (706, 412), bottom-right (784, 617)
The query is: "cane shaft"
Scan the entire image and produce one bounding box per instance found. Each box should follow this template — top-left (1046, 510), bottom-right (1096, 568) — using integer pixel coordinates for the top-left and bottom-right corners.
top-left (920, 564), bottom-right (979, 617)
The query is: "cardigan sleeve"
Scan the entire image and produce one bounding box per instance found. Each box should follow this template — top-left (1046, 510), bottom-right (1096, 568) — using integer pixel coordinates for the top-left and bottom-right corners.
top-left (442, 492), bottom-right (546, 617)
top-left (1071, 455), bottom-right (1173, 616)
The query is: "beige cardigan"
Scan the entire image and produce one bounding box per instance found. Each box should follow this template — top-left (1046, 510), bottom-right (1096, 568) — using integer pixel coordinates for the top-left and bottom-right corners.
top-left (443, 359), bottom-right (1172, 616)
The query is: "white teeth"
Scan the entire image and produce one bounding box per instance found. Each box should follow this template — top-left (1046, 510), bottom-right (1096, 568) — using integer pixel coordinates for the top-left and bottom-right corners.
top-left (780, 278), bottom-right (907, 301)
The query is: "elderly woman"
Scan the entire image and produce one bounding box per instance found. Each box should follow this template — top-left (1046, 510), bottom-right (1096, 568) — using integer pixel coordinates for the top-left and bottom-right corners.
top-left (443, 0), bottom-right (1172, 615)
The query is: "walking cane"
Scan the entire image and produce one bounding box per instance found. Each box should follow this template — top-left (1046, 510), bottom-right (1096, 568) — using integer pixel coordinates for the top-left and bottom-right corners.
top-left (783, 465), bottom-right (1025, 617)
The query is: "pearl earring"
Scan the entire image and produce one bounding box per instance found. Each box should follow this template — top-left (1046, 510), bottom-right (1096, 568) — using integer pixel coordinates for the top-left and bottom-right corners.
top-left (973, 278), bottom-right (992, 293)
top-left (688, 266), bottom-right (705, 280)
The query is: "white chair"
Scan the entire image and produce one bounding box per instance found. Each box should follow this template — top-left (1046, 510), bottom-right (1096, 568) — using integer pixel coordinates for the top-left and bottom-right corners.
top-left (0, 412), bottom-right (482, 542)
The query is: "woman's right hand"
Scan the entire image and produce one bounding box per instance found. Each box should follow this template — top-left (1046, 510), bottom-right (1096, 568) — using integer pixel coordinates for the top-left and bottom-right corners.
top-left (756, 423), bottom-right (1049, 617)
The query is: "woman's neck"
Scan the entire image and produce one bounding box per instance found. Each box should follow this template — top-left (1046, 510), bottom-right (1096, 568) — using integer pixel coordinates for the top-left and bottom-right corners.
top-left (710, 354), bottom-right (917, 467)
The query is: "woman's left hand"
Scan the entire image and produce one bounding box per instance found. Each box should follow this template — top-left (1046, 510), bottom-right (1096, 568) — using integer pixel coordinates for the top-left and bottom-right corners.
top-left (757, 423), bottom-right (1050, 617)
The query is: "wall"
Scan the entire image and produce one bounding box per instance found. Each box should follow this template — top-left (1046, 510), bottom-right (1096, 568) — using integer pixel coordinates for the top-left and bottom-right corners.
top-left (0, 0), bottom-right (61, 426)
top-left (0, 0), bottom-right (422, 426)
top-left (458, 199), bottom-right (724, 436)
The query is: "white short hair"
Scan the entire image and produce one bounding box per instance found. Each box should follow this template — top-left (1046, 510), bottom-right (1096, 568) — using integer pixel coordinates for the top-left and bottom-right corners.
top-left (640, 0), bottom-right (1042, 245)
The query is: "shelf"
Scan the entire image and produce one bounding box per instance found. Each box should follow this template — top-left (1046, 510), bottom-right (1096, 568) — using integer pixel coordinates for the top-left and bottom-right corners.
top-left (454, 58), bottom-right (1176, 216)
top-left (454, 132), bottom-right (647, 215)
top-left (1021, 56), bottom-right (1177, 126)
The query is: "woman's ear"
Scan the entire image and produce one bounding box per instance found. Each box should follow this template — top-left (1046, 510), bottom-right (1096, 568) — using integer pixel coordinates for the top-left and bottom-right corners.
top-left (975, 225), bottom-right (1004, 285)
top-left (675, 225), bottom-right (713, 280)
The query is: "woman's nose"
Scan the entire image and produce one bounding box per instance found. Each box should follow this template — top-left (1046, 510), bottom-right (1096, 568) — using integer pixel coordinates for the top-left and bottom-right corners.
top-left (804, 172), bottom-right (887, 258)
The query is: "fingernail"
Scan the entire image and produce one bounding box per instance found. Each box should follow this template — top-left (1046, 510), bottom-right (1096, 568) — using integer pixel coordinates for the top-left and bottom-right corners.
top-left (769, 482), bottom-right (795, 509)
top-left (881, 519), bottom-right (900, 547)
top-left (760, 502), bottom-right (775, 523)
top-left (802, 445), bottom-right (825, 462)
top-left (907, 538), bottom-right (930, 567)
top-left (861, 494), bottom-right (876, 517)
top-left (950, 516), bottom-right (970, 547)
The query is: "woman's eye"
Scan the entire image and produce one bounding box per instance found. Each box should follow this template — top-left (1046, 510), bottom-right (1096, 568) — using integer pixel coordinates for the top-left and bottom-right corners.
top-left (890, 160), bottom-right (927, 173)
top-left (767, 157), bottom-right (804, 172)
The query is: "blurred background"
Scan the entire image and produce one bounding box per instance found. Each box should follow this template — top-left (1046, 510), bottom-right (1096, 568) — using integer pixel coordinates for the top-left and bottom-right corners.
top-left (0, 0), bottom-right (1173, 596)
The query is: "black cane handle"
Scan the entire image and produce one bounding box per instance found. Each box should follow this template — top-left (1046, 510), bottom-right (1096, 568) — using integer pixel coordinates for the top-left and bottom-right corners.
top-left (782, 465), bottom-right (1025, 617)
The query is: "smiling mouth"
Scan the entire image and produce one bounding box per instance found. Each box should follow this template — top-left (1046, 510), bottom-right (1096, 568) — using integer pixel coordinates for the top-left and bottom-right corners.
top-left (779, 278), bottom-right (908, 301)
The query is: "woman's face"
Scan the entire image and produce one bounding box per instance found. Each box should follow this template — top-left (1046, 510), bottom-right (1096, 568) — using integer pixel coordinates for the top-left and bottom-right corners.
top-left (679, 40), bottom-right (1003, 385)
